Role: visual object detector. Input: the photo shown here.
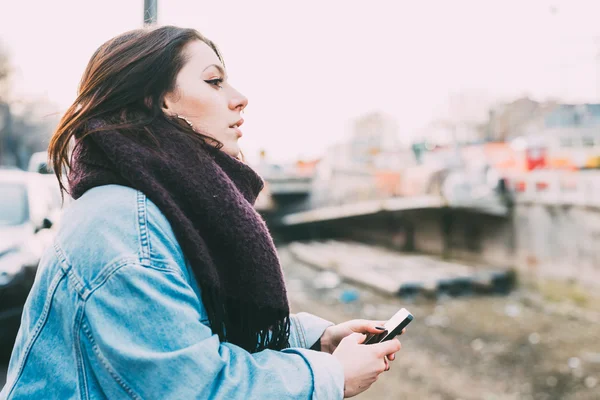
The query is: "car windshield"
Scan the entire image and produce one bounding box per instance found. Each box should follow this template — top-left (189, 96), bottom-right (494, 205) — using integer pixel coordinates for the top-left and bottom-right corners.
top-left (0, 183), bottom-right (28, 226)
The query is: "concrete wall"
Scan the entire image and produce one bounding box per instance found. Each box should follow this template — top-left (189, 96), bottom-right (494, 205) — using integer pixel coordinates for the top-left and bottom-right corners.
top-left (406, 205), bottom-right (600, 290)
top-left (405, 209), bottom-right (514, 268)
top-left (513, 204), bottom-right (600, 286)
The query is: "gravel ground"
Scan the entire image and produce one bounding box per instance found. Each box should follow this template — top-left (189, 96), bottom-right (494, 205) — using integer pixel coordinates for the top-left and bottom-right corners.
top-left (279, 245), bottom-right (600, 400)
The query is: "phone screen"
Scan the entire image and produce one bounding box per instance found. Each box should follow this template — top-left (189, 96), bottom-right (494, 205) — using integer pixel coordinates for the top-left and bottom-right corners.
top-left (364, 308), bottom-right (413, 345)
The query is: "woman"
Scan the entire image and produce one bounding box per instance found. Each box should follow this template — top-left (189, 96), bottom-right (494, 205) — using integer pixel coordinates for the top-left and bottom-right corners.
top-left (0, 26), bottom-right (402, 399)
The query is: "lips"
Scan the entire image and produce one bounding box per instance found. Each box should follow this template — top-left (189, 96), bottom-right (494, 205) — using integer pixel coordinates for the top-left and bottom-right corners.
top-left (229, 118), bottom-right (244, 138)
top-left (229, 118), bottom-right (244, 129)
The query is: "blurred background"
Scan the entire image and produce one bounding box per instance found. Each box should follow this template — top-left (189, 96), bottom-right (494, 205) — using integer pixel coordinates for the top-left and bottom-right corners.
top-left (1, 1), bottom-right (600, 399)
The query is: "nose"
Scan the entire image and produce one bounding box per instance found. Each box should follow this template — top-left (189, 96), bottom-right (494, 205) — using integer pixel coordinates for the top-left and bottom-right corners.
top-left (229, 87), bottom-right (248, 113)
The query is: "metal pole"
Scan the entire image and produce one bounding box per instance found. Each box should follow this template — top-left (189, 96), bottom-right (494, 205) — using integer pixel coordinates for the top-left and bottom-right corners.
top-left (144, 0), bottom-right (158, 25)
top-left (0, 103), bottom-right (10, 166)
top-left (596, 36), bottom-right (600, 102)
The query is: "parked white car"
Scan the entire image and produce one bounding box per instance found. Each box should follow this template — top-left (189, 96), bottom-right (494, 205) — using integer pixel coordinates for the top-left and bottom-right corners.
top-left (0, 169), bottom-right (60, 353)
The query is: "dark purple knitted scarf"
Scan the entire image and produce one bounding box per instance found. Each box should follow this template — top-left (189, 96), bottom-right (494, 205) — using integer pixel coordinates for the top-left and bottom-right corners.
top-left (68, 118), bottom-right (290, 353)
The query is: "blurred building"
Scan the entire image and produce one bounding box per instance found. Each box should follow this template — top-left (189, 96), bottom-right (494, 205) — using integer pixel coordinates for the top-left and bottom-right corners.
top-left (310, 112), bottom-right (415, 205)
top-left (484, 98), bottom-right (600, 140)
top-left (544, 103), bottom-right (600, 128)
top-left (347, 112), bottom-right (400, 167)
top-left (484, 97), bottom-right (558, 142)
top-left (485, 98), bottom-right (600, 170)
top-left (539, 104), bottom-right (600, 169)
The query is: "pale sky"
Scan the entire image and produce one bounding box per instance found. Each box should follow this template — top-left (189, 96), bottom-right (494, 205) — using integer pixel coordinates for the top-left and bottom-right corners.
top-left (1, 0), bottom-right (600, 163)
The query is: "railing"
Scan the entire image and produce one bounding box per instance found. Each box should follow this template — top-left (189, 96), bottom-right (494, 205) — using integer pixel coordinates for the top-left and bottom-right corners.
top-left (279, 195), bottom-right (444, 225)
top-left (507, 170), bottom-right (600, 207)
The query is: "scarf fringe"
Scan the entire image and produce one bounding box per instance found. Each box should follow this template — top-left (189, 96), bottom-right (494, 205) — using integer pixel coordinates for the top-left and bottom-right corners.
top-left (202, 285), bottom-right (290, 353)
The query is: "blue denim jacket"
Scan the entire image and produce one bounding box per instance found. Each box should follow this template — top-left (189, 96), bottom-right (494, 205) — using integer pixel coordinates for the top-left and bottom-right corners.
top-left (1, 185), bottom-right (344, 399)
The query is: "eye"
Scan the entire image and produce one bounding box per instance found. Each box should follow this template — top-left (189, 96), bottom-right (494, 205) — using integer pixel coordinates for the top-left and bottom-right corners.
top-left (204, 78), bottom-right (224, 88)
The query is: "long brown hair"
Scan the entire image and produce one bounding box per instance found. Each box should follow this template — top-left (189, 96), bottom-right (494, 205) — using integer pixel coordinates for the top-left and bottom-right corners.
top-left (48, 26), bottom-right (225, 194)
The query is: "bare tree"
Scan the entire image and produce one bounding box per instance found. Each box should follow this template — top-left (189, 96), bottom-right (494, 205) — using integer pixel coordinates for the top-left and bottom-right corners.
top-left (0, 43), bottom-right (11, 165)
top-left (0, 42), bottom-right (58, 168)
top-left (0, 42), bottom-right (10, 103)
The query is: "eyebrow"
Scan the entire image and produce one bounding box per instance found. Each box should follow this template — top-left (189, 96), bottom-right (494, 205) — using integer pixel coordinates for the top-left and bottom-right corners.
top-left (203, 63), bottom-right (227, 78)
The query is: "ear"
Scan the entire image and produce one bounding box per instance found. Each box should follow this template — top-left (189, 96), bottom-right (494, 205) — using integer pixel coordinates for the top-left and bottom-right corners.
top-left (162, 89), bottom-right (181, 115)
top-left (161, 96), bottom-right (172, 115)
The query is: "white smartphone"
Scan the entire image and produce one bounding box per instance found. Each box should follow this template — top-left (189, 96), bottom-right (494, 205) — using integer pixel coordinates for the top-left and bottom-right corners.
top-left (364, 308), bottom-right (414, 345)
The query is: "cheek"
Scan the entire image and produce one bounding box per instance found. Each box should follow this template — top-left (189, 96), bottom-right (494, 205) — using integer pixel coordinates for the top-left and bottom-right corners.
top-left (178, 90), bottom-right (215, 118)
top-left (171, 80), bottom-right (228, 136)
top-left (172, 77), bottom-right (215, 116)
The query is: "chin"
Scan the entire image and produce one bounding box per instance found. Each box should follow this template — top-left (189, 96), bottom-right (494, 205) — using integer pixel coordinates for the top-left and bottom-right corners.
top-left (222, 143), bottom-right (241, 158)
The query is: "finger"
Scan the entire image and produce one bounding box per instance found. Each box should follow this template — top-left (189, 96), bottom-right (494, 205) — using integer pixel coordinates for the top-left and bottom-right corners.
top-left (391, 328), bottom-right (407, 338)
top-left (387, 353), bottom-right (395, 361)
top-left (348, 319), bottom-right (388, 334)
top-left (346, 332), bottom-right (367, 344)
top-left (373, 338), bottom-right (402, 357)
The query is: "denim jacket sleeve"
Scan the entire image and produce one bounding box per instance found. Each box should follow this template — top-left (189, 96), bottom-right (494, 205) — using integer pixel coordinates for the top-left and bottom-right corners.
top-left (81, 262), bottom-right (345, 400)
top-left (289, 312), bottom-right (335, 349)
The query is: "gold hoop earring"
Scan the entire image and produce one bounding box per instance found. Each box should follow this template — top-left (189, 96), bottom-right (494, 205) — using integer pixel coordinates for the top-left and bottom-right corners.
top-left (176, 114), bottom-right (194, 130)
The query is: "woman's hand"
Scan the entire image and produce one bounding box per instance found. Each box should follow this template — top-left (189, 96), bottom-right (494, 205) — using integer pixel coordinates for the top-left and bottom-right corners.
top-left (333, 333), bottom-right (402, 398)
top-left (321, 319), bottom-right (405, 358)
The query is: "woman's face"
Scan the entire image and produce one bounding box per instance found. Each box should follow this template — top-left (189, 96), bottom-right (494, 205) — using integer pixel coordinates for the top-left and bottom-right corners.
top-left (163, 40), bottom-right (248, 158)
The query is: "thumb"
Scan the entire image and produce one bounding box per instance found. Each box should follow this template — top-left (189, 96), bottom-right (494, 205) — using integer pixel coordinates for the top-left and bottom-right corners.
top-left (373, 338), bottom-right (402, 356)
